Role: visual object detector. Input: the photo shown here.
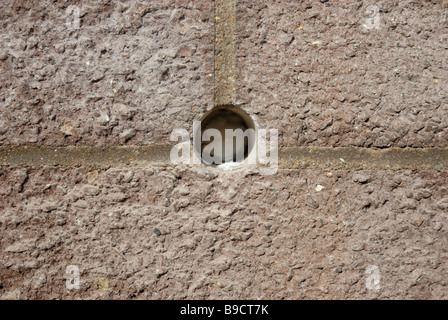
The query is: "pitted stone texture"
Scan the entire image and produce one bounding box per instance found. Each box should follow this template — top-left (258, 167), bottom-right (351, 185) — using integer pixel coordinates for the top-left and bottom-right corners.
top-left (0, 0), bottom-right (214, 145)
top-left (236, 0), bottom-right (448, 147)
top-left (1, 167), bottom-right (447, 299)
top-left (1, 1), bottom-right (447, 148)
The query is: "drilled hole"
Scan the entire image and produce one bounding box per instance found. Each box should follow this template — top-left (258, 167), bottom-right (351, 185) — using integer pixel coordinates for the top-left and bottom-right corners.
top-left (195, 106), bottom-right (256, 167)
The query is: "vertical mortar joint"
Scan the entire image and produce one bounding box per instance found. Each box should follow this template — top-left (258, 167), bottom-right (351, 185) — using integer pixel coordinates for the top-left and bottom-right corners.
top-left (214, 0), bottom-right (237, 107)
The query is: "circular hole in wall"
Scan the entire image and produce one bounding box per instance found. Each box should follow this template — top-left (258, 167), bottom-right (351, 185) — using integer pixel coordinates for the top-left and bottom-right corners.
top-left (195, 106), bottom-right (256, 167)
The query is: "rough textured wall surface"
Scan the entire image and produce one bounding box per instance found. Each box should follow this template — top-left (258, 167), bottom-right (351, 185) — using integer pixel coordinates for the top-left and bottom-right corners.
top-left (0, 0), bottom-right (447, 300)
top-left (4, 1), bottom-right (445, 148)
top-left (1, 167), bottom-right (448, 299)
top-left (237, 0), bottom-right (448, 147)
top-left (0, 0), bottom-right (214, 145)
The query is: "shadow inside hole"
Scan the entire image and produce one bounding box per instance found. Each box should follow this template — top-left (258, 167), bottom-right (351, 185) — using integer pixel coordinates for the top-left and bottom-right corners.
top-left (196, 107), bottom-right (256, 166)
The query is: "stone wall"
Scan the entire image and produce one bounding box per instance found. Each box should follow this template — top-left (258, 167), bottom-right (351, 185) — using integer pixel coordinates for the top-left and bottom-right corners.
top-left (0, 0), bottom-right (447, 299)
